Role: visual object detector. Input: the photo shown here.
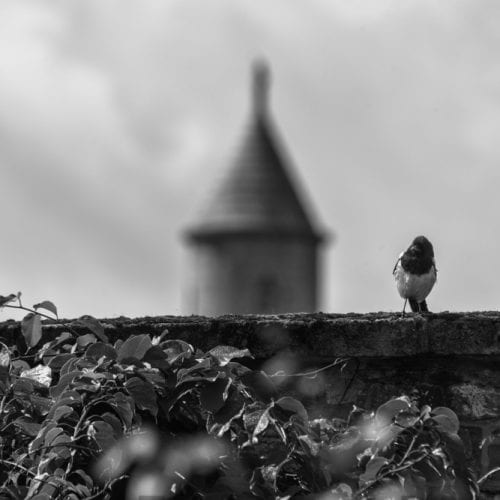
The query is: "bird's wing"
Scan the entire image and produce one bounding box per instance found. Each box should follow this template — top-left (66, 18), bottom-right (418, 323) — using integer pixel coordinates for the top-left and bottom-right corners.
top-left (432, 257), bottom-right (438, 273)
top-left (392, 252), bottom-right (403, 275)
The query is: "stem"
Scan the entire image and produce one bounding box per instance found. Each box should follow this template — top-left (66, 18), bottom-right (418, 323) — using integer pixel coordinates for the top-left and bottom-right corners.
top-left (269, 358), bottom-right (347, 379)
top-left (354, 451), bottom-right (431, 499)
top-left (0, 459), bottom-right (37, 477)
top-left (478, 466), bottom-right (500, 485)
top-left (3, 304), bottom-right (55, 322)
top-left (397, 431), bottom-right (418, 467)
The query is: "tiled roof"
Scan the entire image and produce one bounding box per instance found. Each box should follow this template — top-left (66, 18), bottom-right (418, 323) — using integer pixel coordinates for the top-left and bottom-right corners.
top-left (186, 62), bottom-right (323, 241)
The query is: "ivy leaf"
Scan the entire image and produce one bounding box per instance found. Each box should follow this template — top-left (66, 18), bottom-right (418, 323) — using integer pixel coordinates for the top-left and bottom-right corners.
top-left (162, 339), bottom-right (193, 364)
top-left (22, 313), bottom-right (43, 348)
top-left (13, 378), bottom-right (34, 395)
top-left (108, 392), bottom-right (134, 428)
top-left (52, 405), bottom-right (74, 423)
top-left (375, 397), bottom-right (411, 427)
top-left (143, 346), bottom-right (170, 371)
top-left (75, 315), bottom-right (108, 343)
top-left (85, 342), bottom-right (117, 362)
top-left (117, 335), bottom-right (152, 362)
top-left (208, 390), bottom-right (245, 437)
top-left (252, 408), bottom-right (271, 443)
top-left (207, 345), bottom-right (252, 366)
top-left (360, 456), bottom-right (389, 483)
top-left (49, 433), bottom-right (72, 458)
top-left (14, 416), bottom-right (41, 437)
top-left (88, 420), bottom-right (116, 451)
top-left (431, 407), bottom-right (460, 435)
top-left (125, 377), bottom-right (158, 417)
top-left (44, 427), bottom-right (64, 446)
top-left (276, 396), bottom-right (309, 423)
top-left (21, 364), bottom-right (52, 387)
top-left (48, 353), bottom-right (75, 372)
top-left (76, 333), bottom-right (97, 348)
top-left (200, 377), bottom-right (231, 413)
top-left (101, 412), bottom-right (123, 437)
top-left (33, 301), bottom-right (58, 318)
top-left (0, 293), bottom-right (16, 307)
top-left (0, 342), bottom-right (11, 368)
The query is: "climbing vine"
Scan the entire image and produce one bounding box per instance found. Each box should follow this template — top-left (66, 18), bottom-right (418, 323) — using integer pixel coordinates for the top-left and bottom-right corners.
top-left (0, 293), bottom-right (482, 499)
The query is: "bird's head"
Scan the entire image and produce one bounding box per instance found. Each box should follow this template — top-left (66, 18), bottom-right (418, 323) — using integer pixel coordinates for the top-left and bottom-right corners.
top-left (408, 235), bottom-right (434, 259)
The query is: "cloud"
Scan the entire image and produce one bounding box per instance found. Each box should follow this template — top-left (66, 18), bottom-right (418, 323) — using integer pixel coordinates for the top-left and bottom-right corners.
top-left (0, 0), bottom-right (499, 317)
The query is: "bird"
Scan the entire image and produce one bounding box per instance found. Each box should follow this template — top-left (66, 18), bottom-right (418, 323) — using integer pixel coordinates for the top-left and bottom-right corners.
top-left (393, 235), bottom-right (437, 315)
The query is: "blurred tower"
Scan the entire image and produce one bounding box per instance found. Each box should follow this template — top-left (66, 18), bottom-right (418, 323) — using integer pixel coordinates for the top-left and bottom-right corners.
top-left (183, 61), bottom-right (328, 315)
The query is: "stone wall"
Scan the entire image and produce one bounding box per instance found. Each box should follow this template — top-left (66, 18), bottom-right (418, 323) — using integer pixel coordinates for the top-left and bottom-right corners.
top-left (1, 311), bottom-right (499, 495)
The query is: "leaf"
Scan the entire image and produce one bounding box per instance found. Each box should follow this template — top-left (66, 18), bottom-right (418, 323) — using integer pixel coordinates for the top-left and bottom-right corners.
top-left (85, 342), bottom-right (117, 362)
top-left (200, 377), bottom-right (231, 413)
top-left (431, 407), bottom-right (460, 434)
top-left (21, 364), bottom-right (52, 387)
top-left (108, 392), bottom-right (134, 428)
top-left (117, 335), bottom-right (152, 362)
top-left (76, 333), bottom-right (97, 348)
top-left (375, 397), bottom-right (411, 427)
top-left (207, 345), bottom-right (252, 366)
top-left (210, 391), bottom-right (246, 437)
top-left (88, 420), bottom-right (116, 451)
top-left (22, 313), bottom-right (43, 348)
top-left (44, 427), bottom-right (64, 446)
top-left (48, 353), bottom-right (75, 372)
top-left (298, 434), bottom-right (320, 456)
top-left (252, 409), bottom-right (271, 442)
top-left (13, 378), bottom-right (35, 395)
top-left (49, 433), bottom-right (72, 458)
top-left (54, 389), bottom-right (82, 407)
top-left (0, 342), bottom-right (11, 368)
top-left (52, 405), bottom-right (74, 423)
top-left (162, 339), bottom-right (194, 364)
top-left (276, 396), bottom-right (309, 423)
top-left (101, 412), bottom-right (123, 437)
top-left (360, 456), bottom-right (389, 483)
top-left (375, 423), bottom-right (404, 449)
top-left (14, 417), bottom-right (41, 437)
top-left (125, 377), bottom-right (158, 417)
top-left (0, 293), bottom-right (16, 307)
top-left (75, 315), bottom-right (108, 343)
top-left (143, 345), bottom-right (170, 371)
top-left (33, 300), bottom-right (58, 318)
top-left (330, 483), bottom-right (353, 499)
top-left (31, 395), bottom-right (53, 416)
top-left (50, 371), bottom-right (83, 398)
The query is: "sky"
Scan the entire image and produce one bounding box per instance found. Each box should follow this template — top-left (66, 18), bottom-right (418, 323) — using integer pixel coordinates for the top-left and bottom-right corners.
top-left (1, 0), bottom-right (500, 319)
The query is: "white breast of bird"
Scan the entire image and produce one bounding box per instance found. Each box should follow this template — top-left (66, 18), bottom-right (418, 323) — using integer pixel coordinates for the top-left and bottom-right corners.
top-left (394, 260), bottom-right (437, 302)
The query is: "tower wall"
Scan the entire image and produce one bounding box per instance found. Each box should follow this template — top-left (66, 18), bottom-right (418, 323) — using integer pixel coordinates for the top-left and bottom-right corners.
top-left (184, 236), bottom-right (319, 315)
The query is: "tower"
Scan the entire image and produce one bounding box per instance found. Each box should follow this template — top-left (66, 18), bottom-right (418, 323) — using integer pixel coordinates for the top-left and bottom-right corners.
top-left (183, 61), bottom-right (328, 315)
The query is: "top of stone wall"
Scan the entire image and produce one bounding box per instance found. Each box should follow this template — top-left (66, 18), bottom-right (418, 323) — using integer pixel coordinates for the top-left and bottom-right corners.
top-left (1, 311), bottom-right (499, 359)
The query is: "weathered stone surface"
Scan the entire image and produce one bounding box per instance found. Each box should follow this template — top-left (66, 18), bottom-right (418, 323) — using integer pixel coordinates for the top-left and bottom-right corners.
top-left (451, 384), bottom-right (500, 420)
top-left (1, 311), bottom-right (500, 358)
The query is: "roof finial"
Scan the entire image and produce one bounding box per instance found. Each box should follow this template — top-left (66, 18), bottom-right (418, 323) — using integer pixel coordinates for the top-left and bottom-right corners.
top-left (252, 59), bottom-right (270, 117)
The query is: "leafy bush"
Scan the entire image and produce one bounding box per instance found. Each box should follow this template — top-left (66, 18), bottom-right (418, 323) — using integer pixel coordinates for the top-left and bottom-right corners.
top-left (0, 294), bottom-right (481, 499)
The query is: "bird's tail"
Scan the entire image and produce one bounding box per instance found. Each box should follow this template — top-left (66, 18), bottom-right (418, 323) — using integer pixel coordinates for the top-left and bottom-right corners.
top-left (409, 299), bottom-right (419, 312)
top-left (409, 298), bottom-right (429, 312)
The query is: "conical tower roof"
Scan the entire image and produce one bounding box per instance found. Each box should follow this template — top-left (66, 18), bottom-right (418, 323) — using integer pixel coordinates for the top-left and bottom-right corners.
top-left (186, 61), bottom-right (324, 242)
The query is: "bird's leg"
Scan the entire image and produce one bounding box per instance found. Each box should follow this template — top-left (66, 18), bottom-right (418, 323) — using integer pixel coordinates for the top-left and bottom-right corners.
top-left (401, 298), bottom-right (407, 317)
top-left (420, 300), bottom-right (429, 313)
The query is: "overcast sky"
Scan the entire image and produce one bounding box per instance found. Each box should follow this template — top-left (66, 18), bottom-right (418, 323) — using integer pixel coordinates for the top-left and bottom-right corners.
top-left (1, 0), bottom-right (499, 319)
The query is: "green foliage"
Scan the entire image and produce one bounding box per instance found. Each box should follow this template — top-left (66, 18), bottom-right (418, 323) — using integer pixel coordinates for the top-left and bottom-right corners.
top-left (0, 294), bottom-right (481, 499)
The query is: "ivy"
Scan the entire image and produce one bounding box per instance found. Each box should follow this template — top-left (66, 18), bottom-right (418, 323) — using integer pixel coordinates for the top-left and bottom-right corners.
top-left (0, 293), bottom-right (484, 499)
